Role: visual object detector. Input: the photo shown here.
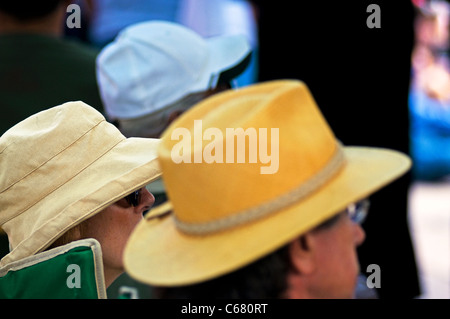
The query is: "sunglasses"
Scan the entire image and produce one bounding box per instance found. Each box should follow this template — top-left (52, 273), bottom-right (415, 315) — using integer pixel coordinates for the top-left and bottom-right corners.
top-left (314, 199), bottom-right (370, 231)
top-left (124, 188), bottom-right (142, 207)
top-left (346, 199), bottom-right (370, 224)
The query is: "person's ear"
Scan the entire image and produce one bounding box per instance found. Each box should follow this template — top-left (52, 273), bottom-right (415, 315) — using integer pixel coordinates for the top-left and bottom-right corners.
top-left (288, 234), bottom-right (316, 275)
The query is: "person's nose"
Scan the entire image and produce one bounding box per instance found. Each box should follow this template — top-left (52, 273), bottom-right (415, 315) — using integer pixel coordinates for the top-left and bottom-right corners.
top-left (139, 187), bottom-right (155, 211)
top-left (353, 223), bottom-right (366, 247)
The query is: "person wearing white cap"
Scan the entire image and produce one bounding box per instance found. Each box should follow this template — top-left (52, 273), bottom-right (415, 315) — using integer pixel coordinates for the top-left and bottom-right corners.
top-left (96, 20), bottom-right (252, 139)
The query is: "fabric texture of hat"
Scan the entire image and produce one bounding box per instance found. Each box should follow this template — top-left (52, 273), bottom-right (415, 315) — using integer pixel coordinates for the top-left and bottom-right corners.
top-left (124, 80), bottom-right (411, 286)
top-left (96, 20), bottom-right (252, 120)
top-left (0, 101), bottom-right (161, 266)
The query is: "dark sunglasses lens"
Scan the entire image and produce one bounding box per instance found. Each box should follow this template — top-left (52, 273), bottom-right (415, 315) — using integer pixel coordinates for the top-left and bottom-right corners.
top-left (125, 190), bottom-right (140, 207)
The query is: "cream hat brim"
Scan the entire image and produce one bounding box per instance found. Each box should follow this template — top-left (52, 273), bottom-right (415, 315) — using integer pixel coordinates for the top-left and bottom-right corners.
top-left (124, 146), bottom-right (410, 286)
top-left (0, 102), bottom-right (162, 266)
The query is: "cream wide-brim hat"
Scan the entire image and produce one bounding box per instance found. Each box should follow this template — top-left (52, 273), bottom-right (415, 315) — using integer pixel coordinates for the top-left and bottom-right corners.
top-left (124, 80), bottom-right (411, 286)
top-left (0, 101), bottom-right (161, 266)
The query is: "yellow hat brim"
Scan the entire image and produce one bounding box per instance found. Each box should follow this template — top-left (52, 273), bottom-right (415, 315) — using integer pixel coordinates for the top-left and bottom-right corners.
top-left (124, 146), bottom-right (410, 286)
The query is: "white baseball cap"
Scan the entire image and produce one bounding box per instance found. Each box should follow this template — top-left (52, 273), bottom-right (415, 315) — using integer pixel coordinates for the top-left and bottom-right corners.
top-left (96, 20), bottom-right (252, 120)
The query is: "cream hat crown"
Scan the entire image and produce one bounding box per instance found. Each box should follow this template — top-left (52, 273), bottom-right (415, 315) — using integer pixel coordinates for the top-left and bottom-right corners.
top-left (0, 101), bottom-right (161, 266)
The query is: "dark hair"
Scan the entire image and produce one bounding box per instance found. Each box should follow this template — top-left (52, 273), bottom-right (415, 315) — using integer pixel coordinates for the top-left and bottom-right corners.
top-left (152, 212), bottom-right (344, 299)
top-left (0, 1), bottom-right (63, 21)
top-left (45, 220), bottom-right (88, 251)
top-left (153, 244), bottom-right (291, 299)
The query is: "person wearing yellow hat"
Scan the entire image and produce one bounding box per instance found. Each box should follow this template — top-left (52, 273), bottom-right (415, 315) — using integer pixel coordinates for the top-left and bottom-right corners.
top-left (124, 80), bottom-right (411, 299)
top-left (0, 101), bottom-right (161, 298)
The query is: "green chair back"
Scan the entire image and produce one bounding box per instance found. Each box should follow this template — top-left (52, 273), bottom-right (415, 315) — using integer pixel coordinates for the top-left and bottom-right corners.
top-left (0, 239), bottom-right (106, 299)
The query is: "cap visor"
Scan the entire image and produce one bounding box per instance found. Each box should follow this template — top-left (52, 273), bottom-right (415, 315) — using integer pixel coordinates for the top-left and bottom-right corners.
top-left (196, 34), bottom-right (252, 90)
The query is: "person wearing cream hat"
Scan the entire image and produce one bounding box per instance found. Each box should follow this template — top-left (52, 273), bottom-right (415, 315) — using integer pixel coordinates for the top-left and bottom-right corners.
top-left (124, 80), bottom-right (412, 299)
top-left (0, 101), bottom-right (161, 298)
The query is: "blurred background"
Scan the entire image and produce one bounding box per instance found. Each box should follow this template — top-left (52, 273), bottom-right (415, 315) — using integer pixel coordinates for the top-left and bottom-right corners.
top-left (408, 0), bottom-right (450, 299)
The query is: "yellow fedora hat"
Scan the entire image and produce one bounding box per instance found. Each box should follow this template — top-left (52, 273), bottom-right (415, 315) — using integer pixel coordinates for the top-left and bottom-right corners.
top-left (124, 80), bottom-right (411, 286)
top-left (0, 101), bottom-right (161, 266)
